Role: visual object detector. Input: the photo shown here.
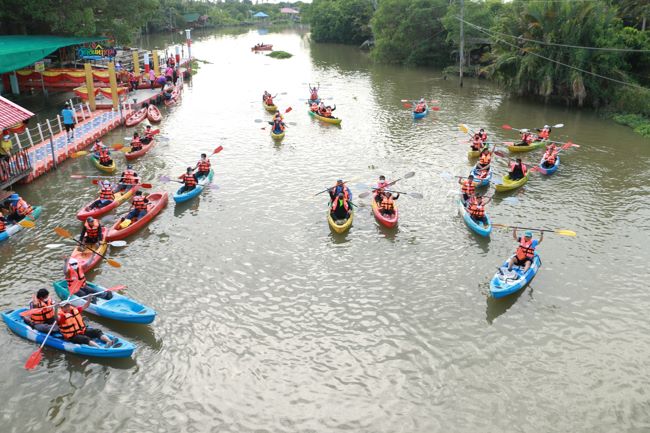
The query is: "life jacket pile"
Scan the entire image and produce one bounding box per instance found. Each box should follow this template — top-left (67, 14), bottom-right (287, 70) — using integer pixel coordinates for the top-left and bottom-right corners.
top-left (515, 238), bottom-right (536, 261)
top-left (197, 159), bottom-right (211, 173)
top-left (30, 295), bottom-right (54, 324)
top-left (84, 219), bottom-right (100, 239)
top-left (99, 184), bottom-right (115, 201)
top-left (59, 307), bottom-right (86, 339)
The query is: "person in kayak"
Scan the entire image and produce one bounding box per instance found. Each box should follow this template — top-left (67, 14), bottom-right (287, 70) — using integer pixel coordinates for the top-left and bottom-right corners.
top-left (58, 298), bottom-right (116, 348)
top-left (193, 154), bottom-right (211, 179)
top-left (542, 144), bottom-right (559, 168)
top-left (329, 179), bottom-right (352, 202)
top-left (115, 165), bottom-right (139, 193)
top-left (179, 167), bottom-right (198, 193)
top-left (263, 90), bottom-right (271, 102)
top-left (508, 158), bottom-right (528, 180)
top-left (273, 110), bottom-right (284, 121)
top-left (310, 102), bottom-right (319, 112)
top-left (23, 288), bottom-right (58, 333)
top-left (0, 215), bottom-right (6, 235)
top-left (470, 133), bottom-right (484, 152)
top-left (98, 146), bottom-right (113, 167)
top-left (309, 84), bottom-right (319, 101)
top-left (264, 93), bottom-right (275, 106)
top-left (331, 192), bottom-right (350, 220)
top-left (122, 190), bottom-right (149, 222)
top-left (479, 128), bottom-right (488, 142)
top-left (88, 180), bottom-right (115, 210)
top-left (79, 217), bottom-right (103, 246)
top-left (379, 190), bottom-right (399, 216)
top-left (377, 175), bottom-right (390, 191)
top-left (459, 174), bottom-right (476, 203)
top-left (466, 195), bottom-right (491, 225)
top-left (516, 131), bottom-right (534, 146)
top-left (536, 125), bottom-right (551, 140)
top-left (66, 258), bottom-right (112, 300)
top-left (5, 193), bottom-right (33, 223)
top-left (414, 98), bottom-right (426, 113)
top-left (506, 229), bottom-right (543, 273)
top-left (130, 133), bottom-right (143, 152)
top-left (272, 117), bottom-right (286, 134)
top-left (476, 148), bottom-right (492, 170)
top-left (140, 125), bottom-right (155, 144)
top-left (92, 139), bottom-right (103, 154)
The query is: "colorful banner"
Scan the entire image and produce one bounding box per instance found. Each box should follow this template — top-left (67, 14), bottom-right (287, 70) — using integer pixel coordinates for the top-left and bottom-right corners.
top-left (73, 86), bottom-right (127, 100)
top-left (77, 42), bottom-right (117, 60)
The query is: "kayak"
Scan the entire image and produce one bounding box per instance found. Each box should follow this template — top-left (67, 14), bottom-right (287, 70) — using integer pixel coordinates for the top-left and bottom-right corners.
top-left (64, 227), bottom-right (108, 273)
top-left (327, 208), bottom-right (353, 234)
top-left (2, 308), bottom-right (135, 358)
top-left (90, 154), bottom-right (116, 174)
top-left (76, 185), bottom-right (140, 221)
top-left (458, 199), bottom-right (491, 237)
top-left (173, 169), bottom-right (214, 203)
top-left (263, 101), bottom-right (277, 112)
top-left (371, 191), bottom-right (398, 228)
top-left (471, 165), bottom-right (492, 187)
top-left (125, 139), bottom-right (156, 160)
top-left (539, 155), bottom-right (560, 175)
top-left (490, 254), bottom-right (541, 299)
top-left (270, 129), bottom-right (285, 141)
top-left (507, 140), bottom-right (546, 153)
top-left (125, 107), bottom-right (148, 127)
top-left (147, 105), bottom-right (162, 123)
top-left (163, 87), bottom-right (180, 107)
top-left (0, 206), bottom-right (42, 242)
top-left (251, 44), bottom-right (273, 51)
top-left (308, 110), bottom-right (342, 125)
top-left (495, 173), bottom-right (529, 192)
top-left (52, 280), bottom-right (156, 324)
top-left (412, 107), bottom-right (428, 119)
top-left (106, 192), bottom-right (168, 241)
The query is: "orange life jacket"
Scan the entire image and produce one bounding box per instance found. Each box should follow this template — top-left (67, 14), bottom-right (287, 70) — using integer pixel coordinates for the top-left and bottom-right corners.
top-left (58, 307), bottom-right (86, 339)
top-left (131, 137), bottom-right (142, 150)
top-left (515, 238), bottom-right (536, 260)
top-left (84, 220), bottom-right (100, 239)
top-left (14, 198), bottom-right (33, 216)
top-left (99, 185), bottom-right (114, 201)
top-left (479, 153), bottom-right (491, 166)
top-left (538, 129), bottom-right (550, 139)
top-left (30, 295), bottom-right (55, 324)
top-left (197, 160), bottom-right (211, 172)
top-left (471, 138), bottom-right (483, 150)
top-left (461, 179), bottom-right (475, 195)
top-left (66, 265), bottom-right (86, 287)
top-left (99, 149), bottom-right (111, 163)
top-left (0, 218), bottom-right (5, 232)
top-left (544, 148), bottom-right (557, 164)
top-left (122, 169), bottom-right (138, 185)
top-left (181, 174), bottom-right (197, 187)
top-left (331, 198), bottom-right (349, 212)
top-left (133, 195), bottom-right (148, 211)
top-left (273, 121), bottom-right (285, 131)
top-left (380, 196), bottom-right (394, 211)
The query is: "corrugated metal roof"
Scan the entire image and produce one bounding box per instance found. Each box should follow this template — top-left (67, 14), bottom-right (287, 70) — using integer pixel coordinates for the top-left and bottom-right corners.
top-left (0, 96), bottom-right (35, 130)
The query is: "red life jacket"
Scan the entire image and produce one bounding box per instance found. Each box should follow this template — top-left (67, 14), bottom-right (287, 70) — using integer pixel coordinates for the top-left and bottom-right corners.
top-left (197, 160), bottom-right (211, 172)
top-left (14, 199), bottom-right (33, 216)
top-left (544, 147), bottom-right (557, 164)
top-left (131, 137), bottom-right (142, 149)
top-left (0, 218), bottom-right (5, 232)
top-left (84, 220), bottom-right (100, 238)
top-left (516, 238), bottom-right (536, 260)
top-left (122, 169), bottom-right (138, 185)
top-left (30, 295), bottom-right (55, 323)
top-left (66, 265), bottom-right (86, 287)
top-left (181, 174), bottom-right (197, 187)
top-left (266, 97), bottom-right (274, 105)
top-left (471, 138), bottom-right (483, 150)
top-left (58, 307), bottom-right (86, 339)
top-left (480, 132), bottom-right (488, 141)
top-left (99, 149), bottom-right (111, 163)
top-left (538, 129), bottom-right (550, 139)
top-left (133, 196), bottom-right (148, 211)
top-left (100, 185), bottom-right (114, 201)
top-left (331, 198), bottom-right (349, 212)
top-left (461, 179), bottom-right (475, 195)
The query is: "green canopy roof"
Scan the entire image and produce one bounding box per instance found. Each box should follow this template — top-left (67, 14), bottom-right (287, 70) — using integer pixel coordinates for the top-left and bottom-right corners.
top-left (0, 35), bottom-right (106, 74)
top-left (183, 13), bottom-right (201, 22)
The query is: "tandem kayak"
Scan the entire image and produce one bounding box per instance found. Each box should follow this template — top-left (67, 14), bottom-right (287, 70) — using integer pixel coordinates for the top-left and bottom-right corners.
top-left (412, 107), bottom-right (428, 119)
top-left (471, 165), bottom-right (492, 187)
top-left (173, 170), bottom-right (214, 203)
top-left (490, 254), bottom-right (541, 299)
top-left (125, 139), bottom-right (156, 160)
top-left (106, 192), bottom-right (168, 241)
top-left (507, 140), bottom-right (546, 153)
top-left (308, 110), bottom-right (342, 125)
top-left (147, 105), bottom-right (162, 123)
top-left (495, 173), bottom-right (529, 192)
top-left (458, 199), bottom-right (491, 237)
top-left (539, 156), bottom-right (560, 175)
top-left (90, 154), bottom-right (116, 174)
top-left (64, 227), bottom-right (108, 273)
top-left (2, 308), bottom-right (135, 358)
top-left (263, 101), bottom-right (277, 112)
top-left (52, 280), bottom-right (156, 324)
top-left (125, 107), bottom-right (148, 127)
top-left (0, 206), bottom-right (42, 243)
top-left (371, 191), bottom-right (398, 228)
top-left (76, 185), bottom-right (140, 221)
top-left (327, 208), bottom-right (353, 234)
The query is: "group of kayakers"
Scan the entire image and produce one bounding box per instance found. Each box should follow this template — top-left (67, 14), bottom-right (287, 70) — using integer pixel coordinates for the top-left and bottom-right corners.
top-left (177, 153), bottom-right (212, 193)
top-left (309, 101), bottom-right (337, 119)
top-left (327, 176), bottom-right (399, 222)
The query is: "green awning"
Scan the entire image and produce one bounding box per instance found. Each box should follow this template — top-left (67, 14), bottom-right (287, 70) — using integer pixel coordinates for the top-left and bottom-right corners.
top-left (0, 36), bottom-right (107, 74)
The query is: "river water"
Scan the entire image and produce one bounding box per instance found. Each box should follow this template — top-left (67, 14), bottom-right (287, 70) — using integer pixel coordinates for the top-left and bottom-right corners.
top-left (1, 27), bottom-right (649, 433)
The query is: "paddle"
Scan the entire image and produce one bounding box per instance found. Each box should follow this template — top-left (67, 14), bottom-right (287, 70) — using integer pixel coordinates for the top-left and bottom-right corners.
top-left (360, 189), bottom-right (423, 199)
top-left (158, 176), bottom-right (183, 184)
top-left (53, 227), bottom-right (121, 268)
top-left (502, 123), bottom-right (564, 133)
top-left (71, 174), bottom-right (118, 180)
top-left (71, 150), bottom-right (89, 158)
top-left (492, 223), bottom-right (576, 237)
top-left (315, 181), bottom-right (350, 196)
top-left (91, 179), bottom-right (152, 188)
top-left (45, 240), bottom-right (126, 248)
top-left (17, 219), bottom-right (35, 229)
top-left (20, 285), bottom-right (126, 319)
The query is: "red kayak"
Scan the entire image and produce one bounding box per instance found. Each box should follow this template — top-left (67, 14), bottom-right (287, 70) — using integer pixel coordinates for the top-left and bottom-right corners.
top-left (125, 139), bottom-right (156, 161)
top-left (125, 107), bottom-right (148, 127)
top-left (64, 228), bottom-right (108, 273)
top-left (164, 87), bottom-right (180, 107)
top-left (76, 185), bottom-right (141, 221)
top-left (371, 191), bottom-right (399, 228)
top-left (106, 192), bottom-right (168, 241)
top-left (147, 105), bottom-right (162, 123)
top-left (251, 44), bottom-right (273, 51)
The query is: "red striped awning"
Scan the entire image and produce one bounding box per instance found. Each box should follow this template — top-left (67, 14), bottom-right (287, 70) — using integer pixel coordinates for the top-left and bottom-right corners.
top-left (0, 96), bottom-right (34, 131)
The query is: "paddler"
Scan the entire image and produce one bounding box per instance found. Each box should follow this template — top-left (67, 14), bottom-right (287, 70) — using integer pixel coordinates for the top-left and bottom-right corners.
top-left (122, 190), bottom-right (149, 222)
top-left (330, 192), bottom-right (350, 220)
top-left (536, 125), bottom-right (551, 140)
top-left (479, 128), bottom-right (488, 142)
top-left (377, 175), bottom-right (389, 190)
top-left (58, 298), bottom-right (116, 347)
top-left (508, 158), bottom-right (527, 180)
top-left (264, 92), bottom-right (274, 106)
top-left (98, 146), bottom-right (113, 167)
top-left (273, 110), bottom-right (283, 121)
top-left (79, 216), bottom-right (103, 246)
top-left (130, 132), bottom-right (143, 152)
top-left (178, 167), bottom-right (198, 193)
top-left (309, 84), bottom-right (319, 101)
top-left (115, 165), bottom-right (139, 193)
top-left (263, 90), bottom-right (271, 102)
top-left (272, 117), bottom-right (286, 134)
top-left (140, 125), bottom-right (155, 144)
top-left (23, 288), bottom-right (58, 333)
top-left (414, 98), bottom-right (426, 113)
top-left (476, 148), bottom-right (492, 170)
top-left (516, 130), bottom-right (534, 147)
top-left (379, 190), bottom-right (399, 216)
top-left (92, 139), bottom-right (103, 154)
top-left (193, 154), bottom-right (211, 179)
top-left (466, 195), bottom-right (491, 225)
top-left (459, 174), bottom-right (476, 203)
top-left (542, 144), bottom-right (558, 168)
top-left (506, 229), bottom-right (543, 273)
top-left (0, 215), bottom-right (6, 235)
top-left (65, 258), bottom-right (112, 300)
top-left (5, 193), bottom-right (33, 223)
top-left (470, 133), bottom-right (484, 152)
top-left (329, 179), bottom-right (352, 202)
top-left (88, 180), bottom-right (115, 210)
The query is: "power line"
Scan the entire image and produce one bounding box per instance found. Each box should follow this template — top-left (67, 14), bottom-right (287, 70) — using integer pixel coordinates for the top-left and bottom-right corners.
top-left (459, 18), bottom-right (650, 53)
top-left (458, 17), bottom-right (649, 92)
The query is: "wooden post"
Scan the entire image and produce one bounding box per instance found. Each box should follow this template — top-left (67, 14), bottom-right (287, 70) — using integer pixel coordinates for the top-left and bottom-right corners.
top-left (107, 62), bottom-right (119, 111)
top-left (84, 63), bottom-right (96, 111)
top-left (132, 51), bottom-right (141, 76)
top-left (153, 50), bottom-right (160, 76)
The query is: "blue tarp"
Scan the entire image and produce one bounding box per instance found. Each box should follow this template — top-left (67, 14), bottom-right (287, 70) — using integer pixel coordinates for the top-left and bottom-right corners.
top-left (253, 12), bottom-right (269, 18)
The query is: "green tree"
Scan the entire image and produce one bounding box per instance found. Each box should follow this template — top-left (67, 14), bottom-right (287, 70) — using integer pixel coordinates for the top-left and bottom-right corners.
top-left (308, 0), bottom-right (373, 45)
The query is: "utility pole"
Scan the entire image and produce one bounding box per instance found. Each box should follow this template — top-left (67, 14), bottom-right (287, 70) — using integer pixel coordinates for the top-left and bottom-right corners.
top-left (459, 0), bottom-right (464, 87)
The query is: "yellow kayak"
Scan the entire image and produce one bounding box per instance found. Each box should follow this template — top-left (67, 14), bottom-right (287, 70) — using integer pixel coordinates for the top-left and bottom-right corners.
top-left (270, 130), bottom-right (285, 141)
top-left (263, 101), bottom-right (277, 113)
top-left (467, 150), bottom-right (480, 159)
top-left (327, 209), bottom-right (353, 234)
top-left (90, 154), bottom-right (116, 173)
top-left (495, 173), bottom-right (529, 192)
top-left (507, 140), bottom-right (545, 153)
top-left (308, 110), bottom-right (342, 125)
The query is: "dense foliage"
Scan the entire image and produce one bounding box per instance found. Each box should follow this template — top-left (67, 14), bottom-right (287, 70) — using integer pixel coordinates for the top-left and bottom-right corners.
top-left (307, 0), bottom-right (373, 45)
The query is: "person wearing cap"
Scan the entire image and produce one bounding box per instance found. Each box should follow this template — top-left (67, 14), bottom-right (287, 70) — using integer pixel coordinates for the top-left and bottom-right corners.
top-left (5, 193), bottom-right (33, 223)
top-left (65, 258), bottom-right (112, 300)
top-left (329, 179), bottom-right (352, 203)
top-left (23, 288), bottom-right (59, 333)
top-left (57, 297), bottom-right (115, 348)
top-left (79, 216), bottom-right (103, 246)
top-left (178, 167), bottom-right (198, 193)
top-left (459, 174), bottom-right (476, 203)
top-left (122, 190), bottom-right (149, 222)
top-left (88, 180), bottom-right (115, 210)
top-left (508, 158), bottom-right (527, 181)
top-left (507, 228), bottom-right (543, 273)
top-left (61, 103), bottom-right (76, 141)
top-left (115, 165), bottom-right (139, 193)
top-left (536, 125), bottom-right (551, 140)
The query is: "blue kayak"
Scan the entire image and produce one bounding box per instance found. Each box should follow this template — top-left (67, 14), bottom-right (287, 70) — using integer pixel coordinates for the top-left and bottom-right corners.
top-left (2, 308), bottom-right (135, 358)
top-left (412, 106), bottom-right (428, 119)
top-left (471, 165), bottom-right (492, 187)
top-left (539, 155), bottom-right (560, 175)
top-left (0, 206), bottom-right (42, 242)
top-left (490, 254), bottom-right (541, 299)
top-left (173, 169), bottom-right (214, 203)
top-left (52, 280), bottom-right (156, 324)
top-left (458, 199), bottom-right (491, 237)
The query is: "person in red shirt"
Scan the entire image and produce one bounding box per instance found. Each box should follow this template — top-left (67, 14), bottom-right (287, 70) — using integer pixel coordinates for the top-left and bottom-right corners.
top-left (57, 297), bottom-right (115, 347)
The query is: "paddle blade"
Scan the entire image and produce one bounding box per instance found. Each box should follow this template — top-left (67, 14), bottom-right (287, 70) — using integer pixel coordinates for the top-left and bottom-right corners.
top-left (158, 175), bottom-right (170, 183)
top-left (108, 240), bottom-right (127, 247)
top-left (54, 227), bottom-right (72, 239)
top-left (403, 171), bottom-right (415, 179)
top-left (18, 220), bottom-right (35, 228)
top-left (459, 124), bottom-right (469, 134)
top-left (503, 142), bottom-right (514, 146)
top-left (120, 147), bottom-right (132, 153)
top-left (494, 150), bottom-right (507, 158)
top-left (211, 145), bottom-right (224, 156)
top-left (556, 229), bottom-right (577, 237)
top-left (502, 197), bottom-right (519, 205)
top-left (24, 348), bottom-right (43, 370)
top-left (106, 285), bottom-right (127, 292)
top-left (408, 192), bottom-right (424, 199)
top-left (72, 151), bottom-right (88, 158)
top-left (403, 103), bottom-right (412, 109)
top-left (91, 179), bottom-right (100, 185)
top-left (44, 243), bottom-right (65, 249)
top-left (285, 107), bottom-right (292, 113)
top-left (359, 191), bottom-right (371, 199)
top-left (553, 123), bottom-right (564, 128)
top-left (139, 183), bottom-right (152, 188)
top-left (431, 106), bottom-right (440, 111)
top-left (152, 129), bottom-right (160, 135)
top-left (70, 174), bottom-right (87, 179)
top-left (209, 183), bottom-right (220, 190)
top-left (111, 144), bottom-right (124, 150)
top-left (106, 259), bottom-right (121, 268)
top-left (501, 124), bottom-right (513, 130)
top-left (561, 141), bottom-right (574, 150)
top-left (530, 166), bottom-right (546, 174)
top-left (492, 223), bottom-right (510, 229)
